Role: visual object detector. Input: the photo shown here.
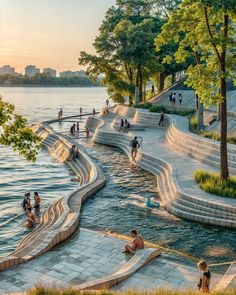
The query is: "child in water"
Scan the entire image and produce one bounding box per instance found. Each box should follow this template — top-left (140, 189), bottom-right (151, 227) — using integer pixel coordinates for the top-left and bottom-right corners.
top-left (145, 196), bottom-right (160, 208)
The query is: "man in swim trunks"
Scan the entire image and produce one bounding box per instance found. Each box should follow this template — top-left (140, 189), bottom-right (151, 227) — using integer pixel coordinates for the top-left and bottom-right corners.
top-left (124, 229), bottom-right (144, 255)
top-left (130, 136), bottom-right (140, 161)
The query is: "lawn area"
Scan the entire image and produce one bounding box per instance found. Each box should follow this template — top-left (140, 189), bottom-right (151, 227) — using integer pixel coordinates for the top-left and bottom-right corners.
top-left (195, 170), bottom-right (236, 199)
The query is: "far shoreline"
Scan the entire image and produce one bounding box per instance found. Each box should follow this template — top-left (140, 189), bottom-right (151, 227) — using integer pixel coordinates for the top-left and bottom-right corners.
top-left (0, 85), bottom-right (102, 88)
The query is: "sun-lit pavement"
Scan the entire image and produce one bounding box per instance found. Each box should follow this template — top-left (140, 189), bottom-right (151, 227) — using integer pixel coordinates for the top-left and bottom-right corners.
top-left (0, 228), bottom-right (222, 293)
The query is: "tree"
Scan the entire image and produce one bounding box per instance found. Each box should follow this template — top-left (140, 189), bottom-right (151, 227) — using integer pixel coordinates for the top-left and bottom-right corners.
top-left (0, 96), bottom-right (41, 162)
top-left (156, 0), bottom-right (236, 180)
top-left (79, 0), bottom-right (165, 104)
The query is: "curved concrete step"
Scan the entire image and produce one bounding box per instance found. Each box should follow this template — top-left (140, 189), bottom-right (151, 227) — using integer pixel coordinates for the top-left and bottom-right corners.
top-left (75, 248), bottom-right (160, 290)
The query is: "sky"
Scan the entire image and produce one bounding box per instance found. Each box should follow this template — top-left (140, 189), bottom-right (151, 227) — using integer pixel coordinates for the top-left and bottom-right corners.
top-left (0, 0), bottom-right (116, 73)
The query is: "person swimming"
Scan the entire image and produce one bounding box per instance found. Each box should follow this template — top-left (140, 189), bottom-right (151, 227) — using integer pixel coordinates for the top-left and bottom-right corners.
top-left (34, 192), bottom-right (41, 211)
top-left (145, 196), bottom-right (160, 208)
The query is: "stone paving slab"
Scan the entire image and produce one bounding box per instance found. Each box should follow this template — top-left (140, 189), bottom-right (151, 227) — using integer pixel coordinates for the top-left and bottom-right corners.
top-left (0, 228), bottom-right (211, 294)
top-left (114, 256), bottom-right (222, 291)
top-left (0, 228), bottom-right (128, 293)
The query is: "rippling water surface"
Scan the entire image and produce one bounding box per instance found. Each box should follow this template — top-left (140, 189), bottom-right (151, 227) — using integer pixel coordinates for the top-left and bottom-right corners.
top-left (0, 87), bottom-right (107, 257)
top-left (78, 140), bottom-right (236, 265)
top-left (0, 87), bottom-right (235, 265)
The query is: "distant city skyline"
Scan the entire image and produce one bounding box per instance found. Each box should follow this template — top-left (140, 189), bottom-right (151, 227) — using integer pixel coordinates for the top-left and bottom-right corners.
top-left (0, 0), bottom-right (116, 73)
top-left (0, 63), bottom-right (87, 77)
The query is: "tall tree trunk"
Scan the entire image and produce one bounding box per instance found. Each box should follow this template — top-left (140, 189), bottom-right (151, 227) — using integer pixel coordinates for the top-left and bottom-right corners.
top-left (138, 65), bottom-right (142, 102)
top-left (220, 76), bottom-right (229, 180)
top-left (171, 73), bottom-right (176, 85)
top-left (159, 72), bottom-right (165, 92)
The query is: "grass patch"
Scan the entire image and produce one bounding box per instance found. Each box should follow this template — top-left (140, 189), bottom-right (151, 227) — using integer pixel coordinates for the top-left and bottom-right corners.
top-left (149, 105), bottom-right (195, 116)
top-left (189, 115), bottom-right (236, 145)
top-left (195, 170), bottom-right (236, 198)
top-left (27, 287), bottom-right (236, 295)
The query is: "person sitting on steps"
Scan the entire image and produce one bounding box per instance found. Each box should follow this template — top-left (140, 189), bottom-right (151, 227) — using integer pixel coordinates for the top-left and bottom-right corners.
top-left (123, 229), bottom-right (144, 255)
top-left (67, 145), bottom-right (78, 161)
top-left (123, 119), bottom-right (130, 132)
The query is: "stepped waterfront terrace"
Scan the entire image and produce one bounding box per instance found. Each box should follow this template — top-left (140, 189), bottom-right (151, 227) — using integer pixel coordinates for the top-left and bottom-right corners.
top-left (1, 0), bottom-right (236, 293)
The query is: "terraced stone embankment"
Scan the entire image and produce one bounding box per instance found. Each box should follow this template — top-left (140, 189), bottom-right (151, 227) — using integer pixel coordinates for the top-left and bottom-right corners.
top-left (0, 122), bottom-right (106, 271)
top-left (85, 105), bottom-right (236, 229)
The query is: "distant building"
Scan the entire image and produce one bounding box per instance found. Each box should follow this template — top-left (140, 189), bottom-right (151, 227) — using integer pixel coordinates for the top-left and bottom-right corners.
top-left (25, 65), bottom-right (40, 77)
top-left (0, 65), bottom-right (16, 76)
top-left (59, 70), bottom-right (86, 78)
top-left (43, 68), bottom-right (56, 77)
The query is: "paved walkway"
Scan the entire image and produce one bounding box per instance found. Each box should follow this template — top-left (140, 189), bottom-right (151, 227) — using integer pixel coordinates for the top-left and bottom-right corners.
top-left (0, 228), bottom-right (220, 293)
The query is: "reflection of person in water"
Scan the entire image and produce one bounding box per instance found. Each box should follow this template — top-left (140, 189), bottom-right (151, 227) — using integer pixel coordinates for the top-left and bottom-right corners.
top-left (145, 196), bottom-right (160, 208)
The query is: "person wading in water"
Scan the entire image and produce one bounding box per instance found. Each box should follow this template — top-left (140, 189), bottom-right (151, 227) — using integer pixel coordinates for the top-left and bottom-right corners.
top-left (130, 136), bottom-right (140, 162)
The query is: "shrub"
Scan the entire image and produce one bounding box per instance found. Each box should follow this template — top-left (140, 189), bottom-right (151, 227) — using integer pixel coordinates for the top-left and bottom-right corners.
top-left (150, 105), bottom-right (194, 116)
top-left (189, 114), bottom-right (198, 131)
top-left (194, 170), bottom-right (236, 198)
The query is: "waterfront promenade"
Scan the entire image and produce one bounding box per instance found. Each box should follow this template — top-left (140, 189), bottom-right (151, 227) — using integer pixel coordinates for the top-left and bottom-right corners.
top-left (0, 106), bottom-right (235, 293)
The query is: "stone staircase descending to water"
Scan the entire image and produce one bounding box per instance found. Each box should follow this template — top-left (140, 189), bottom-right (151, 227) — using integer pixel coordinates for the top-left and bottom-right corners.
top-left (85, 105), bottom-right (236, 229)
top-left (0, 122), bottom-right (106, 271)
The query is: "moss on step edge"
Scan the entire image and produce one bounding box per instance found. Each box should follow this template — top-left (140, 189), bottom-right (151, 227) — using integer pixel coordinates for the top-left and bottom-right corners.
top-left (195, 170), bottom-right (236, 199)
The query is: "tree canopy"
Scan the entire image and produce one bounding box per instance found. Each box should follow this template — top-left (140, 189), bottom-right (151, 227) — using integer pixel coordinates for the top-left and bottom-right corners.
top-left (0, 96), bottom-right (41, 162)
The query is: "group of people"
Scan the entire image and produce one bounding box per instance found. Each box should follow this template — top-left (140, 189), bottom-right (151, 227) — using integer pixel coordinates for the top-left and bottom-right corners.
top-left (169, 92), bottom-right (183, 105)
top-left (119, 119), bottom-right (131, 132)
top-left (70, 122), bottom-right (89, 138)
top-left (124, 229), bottom-right (211, 293)
top-left (22, 192), bottom-right (41, 228)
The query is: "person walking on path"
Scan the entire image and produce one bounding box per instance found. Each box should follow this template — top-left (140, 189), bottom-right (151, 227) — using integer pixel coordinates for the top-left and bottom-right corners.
top-left (93, 108), bottom-right (96, 116)
top-left (85, 127), bottom-right (90, 138)
top-left (197, 260), bottom-right (211, 293)
top-left (159, 111), bottom-right (165, 126)
top-left (172, 93), bottom-right (176, 105)
top-left (130, 136), bottom-right (140, 162)
top-left (169, 92), bottom-right (173, 104)
top-left (178, 93), bottom-right (182, 105)
top-left (106, 98), bottom-right (109, 107)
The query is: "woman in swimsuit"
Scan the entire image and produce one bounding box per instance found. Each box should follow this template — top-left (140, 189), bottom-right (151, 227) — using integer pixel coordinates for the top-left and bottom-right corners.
top-left (34, 192), bottom-right (41, 211)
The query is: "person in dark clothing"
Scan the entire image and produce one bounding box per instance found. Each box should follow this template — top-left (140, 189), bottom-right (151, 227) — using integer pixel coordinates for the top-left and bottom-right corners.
top-left (169, 92), bottom-right (173, 104)
top-left (159, 112), bottom-right (164, 126)
top-left (130, 136), bottom-right (140, 162)
top-left (178, 93), bottom-right (182, 105)
top-left (172, 93), bottom-right (176, 104)
top-left (119, 119), bottom-right (124, 131)
top-left (198, 260), bottom-right (211, 293)
top-left (70, 124), bottom-right (76, 136)
top-left (67, 145), bottom-right (79, 161)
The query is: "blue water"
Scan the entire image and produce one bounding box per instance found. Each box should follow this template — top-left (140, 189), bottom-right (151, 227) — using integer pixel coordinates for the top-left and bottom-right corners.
top-left (0, 87), bottom-right (108, 257)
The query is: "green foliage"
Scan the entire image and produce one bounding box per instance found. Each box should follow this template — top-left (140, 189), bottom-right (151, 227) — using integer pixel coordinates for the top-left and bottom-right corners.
top-left (195, 170), bottom-right (236, 198)
top-left (0, 96), bottom-right (41, 162)
top-left (0, 73), bottom-right (98, 87)
top-left (189, 114), bottom-right (198, 131)
top-left (149, 105), bottom-right (194, 116)
top-left (156, 0), bottom-right (236, 106)
top-left (79, 0), bottom-right (185, 103)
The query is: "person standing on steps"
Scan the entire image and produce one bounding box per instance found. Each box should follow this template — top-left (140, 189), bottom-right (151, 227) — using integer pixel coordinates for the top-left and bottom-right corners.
top-left (169, 92), bottom-right (173, 104)
top-left (178, 93), bottom-right (182, 105)
top-left (159, 111), bottom-right (165, 126)
top-left (197, 260), bottom-right (211, 293)
top-left (130, 136), bottom-right (140, 162)
top-left (172, 92), bottom-right (176, 105)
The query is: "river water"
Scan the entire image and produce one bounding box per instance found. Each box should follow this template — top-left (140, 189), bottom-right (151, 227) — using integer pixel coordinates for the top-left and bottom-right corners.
top-left (0, 87), bottom-right (235, 265)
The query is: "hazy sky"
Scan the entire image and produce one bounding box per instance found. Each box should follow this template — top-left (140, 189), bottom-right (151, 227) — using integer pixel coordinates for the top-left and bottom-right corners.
top-left (0, 0), bottom-right (116, 73)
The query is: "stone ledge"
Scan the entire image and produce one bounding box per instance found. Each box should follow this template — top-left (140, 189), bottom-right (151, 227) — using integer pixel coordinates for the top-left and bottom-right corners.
top-left (75, 248), bottom-right (160, 290)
